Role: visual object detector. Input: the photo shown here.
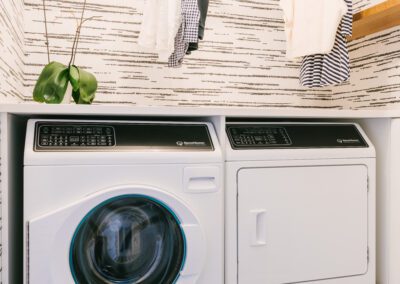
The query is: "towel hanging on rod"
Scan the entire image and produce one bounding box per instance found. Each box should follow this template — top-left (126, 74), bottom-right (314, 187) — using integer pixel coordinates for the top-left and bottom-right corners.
top-left (299, 0), bottom-right (353, 87)
top-left (169, 0), bottom-right (200, 67)
top-left (187, 0), bottom-right (210, 54)
top-left (138, 0), bottom-right (182, 61)
top-left (138, 0), bottom-right (203, 67)
top-left (280, 0), bottom-right (348, 59)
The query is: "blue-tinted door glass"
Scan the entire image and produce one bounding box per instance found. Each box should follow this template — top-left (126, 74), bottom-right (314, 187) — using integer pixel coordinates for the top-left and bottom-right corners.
top-left (70, 196), bottom-right (185, 284)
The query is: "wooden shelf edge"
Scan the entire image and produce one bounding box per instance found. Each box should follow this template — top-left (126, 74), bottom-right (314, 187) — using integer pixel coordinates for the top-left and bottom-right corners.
top-left (348, 0), bottom-right (400, 41)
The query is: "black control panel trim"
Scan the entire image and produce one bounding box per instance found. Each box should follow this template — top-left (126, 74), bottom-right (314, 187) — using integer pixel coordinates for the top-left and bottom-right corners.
top-left (226, 123), bottom-right (369, 149)
top-left (34, 122), bottom-right (214, 152)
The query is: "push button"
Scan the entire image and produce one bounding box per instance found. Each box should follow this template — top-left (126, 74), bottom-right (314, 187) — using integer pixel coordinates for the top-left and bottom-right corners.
top-left (69, 136), bottom-right (80, 143)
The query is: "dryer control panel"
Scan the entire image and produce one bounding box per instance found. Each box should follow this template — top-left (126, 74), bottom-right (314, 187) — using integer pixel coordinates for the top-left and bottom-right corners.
top-left (226, 123), bottom-right (369, 149)
top-left (34, 121), bottom-right (214, 151)
top-left (227, 126), bottom-right (291, 147)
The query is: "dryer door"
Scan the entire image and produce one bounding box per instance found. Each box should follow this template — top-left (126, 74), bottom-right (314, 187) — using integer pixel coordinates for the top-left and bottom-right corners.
top-left (27, 185), bottom-right (205, 284)
top-left (237, 165), bottom-right (369, 284)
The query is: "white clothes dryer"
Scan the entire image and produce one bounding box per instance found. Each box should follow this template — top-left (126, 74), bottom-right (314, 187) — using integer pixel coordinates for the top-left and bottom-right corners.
top-left (225, 122), bottom-right (376, 284)
top-left (24, 119), bottom-right (224, 284)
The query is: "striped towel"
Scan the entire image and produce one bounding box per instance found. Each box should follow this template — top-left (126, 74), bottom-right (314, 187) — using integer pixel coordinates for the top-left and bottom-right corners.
top-left (300, 0), bottom-right (353, 88)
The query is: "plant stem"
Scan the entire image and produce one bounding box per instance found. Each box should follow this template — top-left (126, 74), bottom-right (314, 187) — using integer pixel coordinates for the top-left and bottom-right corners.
top-left (69, 0), bottom-right (87, 66)
top-left (68, 27), bottom-right (79, 67)
top-left (42, 0), bottom-right (50, 63)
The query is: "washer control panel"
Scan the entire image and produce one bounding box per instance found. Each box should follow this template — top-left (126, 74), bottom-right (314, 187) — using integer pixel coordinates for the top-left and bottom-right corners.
top-left (34, 121), bottom-right (214, 151)
top-left (36, 124), bottom-right (116, 149)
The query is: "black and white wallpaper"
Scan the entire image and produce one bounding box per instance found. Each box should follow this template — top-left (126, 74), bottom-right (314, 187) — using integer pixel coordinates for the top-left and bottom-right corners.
top-left (334, 25), bottom-right (400, 109)
top-left (0, 0), bottom-right (25, 103)
top-left (2, 0), bottom-right (397, 109)
top-left (22, 0), bottom-right (334, 107)
top-left (0, 1), bottom-right (25, 280)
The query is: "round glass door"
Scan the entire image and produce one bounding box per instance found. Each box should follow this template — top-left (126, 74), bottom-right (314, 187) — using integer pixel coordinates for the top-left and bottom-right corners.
top-left (70, 195), bottom-right (185, 284)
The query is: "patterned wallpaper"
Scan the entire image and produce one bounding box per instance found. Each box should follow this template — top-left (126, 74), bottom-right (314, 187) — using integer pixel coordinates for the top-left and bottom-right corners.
top-left (331, 0), bottom-right (400, 109)
top-left (22, 0), bottom-right (336, 108)
top-left (2, 0), bottom-right (396, 109)
top-left (0, 1), bottom-right (25, 281)
top-left (353, 0), bottom-right (384, 12)
top-left (0, 0), bottom-right (25, 103)
top-left (18, 0), bottom-right (392, 110)
top-left (333, 25), bottom-right (400, 109)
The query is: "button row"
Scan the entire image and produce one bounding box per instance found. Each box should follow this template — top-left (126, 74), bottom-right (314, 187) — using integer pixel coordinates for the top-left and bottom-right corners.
top-left (40, 126), bottom-right (114, 136)
top-left (39, 134), bottom-right (114, 147)
top-left (233, 135), bottom-right (293, 145)
top-left (233, 135), bottom-right (281, 145)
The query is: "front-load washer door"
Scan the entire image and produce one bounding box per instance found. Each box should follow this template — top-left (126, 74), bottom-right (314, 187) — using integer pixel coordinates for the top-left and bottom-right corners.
top-left (237, 165), bottom-right (369, 284)
top-left (27, 185), bottom-right (205, 284)
top-left (70, 196), bottom-right (184, 283)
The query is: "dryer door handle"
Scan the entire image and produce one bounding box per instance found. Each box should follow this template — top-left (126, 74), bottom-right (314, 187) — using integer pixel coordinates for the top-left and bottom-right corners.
top-left (250, 209), bottom-right (267, 246)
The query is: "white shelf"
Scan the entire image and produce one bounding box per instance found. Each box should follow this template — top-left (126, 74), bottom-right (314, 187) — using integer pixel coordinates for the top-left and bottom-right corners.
top-left (0, 103), bottom-right (399, 118)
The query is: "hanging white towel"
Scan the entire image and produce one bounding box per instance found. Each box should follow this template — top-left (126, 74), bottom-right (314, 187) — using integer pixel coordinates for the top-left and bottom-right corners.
top-left (138, 0), bottom-right (182, 61)
top-left (280, 0), bottom-right (348, 59)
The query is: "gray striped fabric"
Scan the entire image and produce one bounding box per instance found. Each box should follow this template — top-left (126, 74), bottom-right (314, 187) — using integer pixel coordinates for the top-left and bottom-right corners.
top-left (300, 0), bottom-right (353, 88)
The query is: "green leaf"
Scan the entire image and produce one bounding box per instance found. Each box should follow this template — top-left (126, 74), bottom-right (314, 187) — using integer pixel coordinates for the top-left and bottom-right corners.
top-left (72, 89), bottom-right (80, 104)
top-left (33, 61), bottom-right (69, 104)
top-left (69, 65), bottom-right (80, 92)
top-left (71, 67), bottom-right (97, 104)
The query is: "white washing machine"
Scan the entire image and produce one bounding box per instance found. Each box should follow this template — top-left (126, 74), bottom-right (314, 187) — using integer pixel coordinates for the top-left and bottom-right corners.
top-left (225, 122), bottom-right (376, 284)
top-left (23, 119), bottom-right (224, 284)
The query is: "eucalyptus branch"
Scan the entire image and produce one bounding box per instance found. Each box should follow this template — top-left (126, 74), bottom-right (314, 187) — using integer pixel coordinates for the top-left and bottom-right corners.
top-left (42, 0), bottom-right (50, 63)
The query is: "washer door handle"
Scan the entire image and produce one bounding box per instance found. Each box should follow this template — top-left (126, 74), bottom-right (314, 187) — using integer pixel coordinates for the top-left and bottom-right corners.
top-left (250, 209), bottom-right (267, 246)
top-left (183, 167), bottom-right (220, 193)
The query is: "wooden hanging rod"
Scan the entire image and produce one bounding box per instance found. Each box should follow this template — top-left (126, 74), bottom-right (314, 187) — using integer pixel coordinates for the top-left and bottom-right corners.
top-left (348, 0), bottom-right (400, 41)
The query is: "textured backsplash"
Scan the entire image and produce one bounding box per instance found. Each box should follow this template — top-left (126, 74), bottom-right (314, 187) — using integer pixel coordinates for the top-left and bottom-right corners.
top-left (0, 0), bottom-right (25, 103)
top-left (333, 26), bottom-right (400, 109)
top-left (23, 0), bottom-right (335, 108)
top-left (0, 0), bottom-right (398, 110)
